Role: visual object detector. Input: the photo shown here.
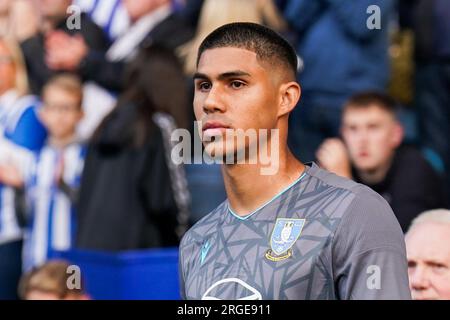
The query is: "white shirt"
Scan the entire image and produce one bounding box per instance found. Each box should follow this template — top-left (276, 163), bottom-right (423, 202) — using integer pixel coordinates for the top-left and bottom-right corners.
top-left (106, 4), bottom-right (172, 62)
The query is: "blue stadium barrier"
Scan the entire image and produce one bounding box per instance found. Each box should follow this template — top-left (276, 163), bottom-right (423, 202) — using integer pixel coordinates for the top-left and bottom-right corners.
top-left (51, 247), bottom-right (180, 300)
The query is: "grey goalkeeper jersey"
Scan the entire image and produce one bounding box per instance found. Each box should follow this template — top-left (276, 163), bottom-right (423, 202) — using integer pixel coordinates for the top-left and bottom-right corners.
top-left (179, 163), bottom-right (411, 300)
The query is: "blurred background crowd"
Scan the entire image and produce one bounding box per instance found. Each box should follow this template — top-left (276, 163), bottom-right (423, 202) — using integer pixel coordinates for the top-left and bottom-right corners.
top-left (0, 0), bottom-right (449, 300)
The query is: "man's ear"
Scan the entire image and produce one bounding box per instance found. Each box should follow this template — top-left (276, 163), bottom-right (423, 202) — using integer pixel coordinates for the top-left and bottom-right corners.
top-left (392, 122), bottom-right (404, 148)
top-left (278, 82), bottom-right (301, 117)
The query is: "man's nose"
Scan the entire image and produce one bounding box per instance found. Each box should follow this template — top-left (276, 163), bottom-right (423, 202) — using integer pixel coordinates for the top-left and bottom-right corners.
top-left (203, 86), bottom-right (226, 114)
top-left (354, 130), bottom-right (369, 148)
top-left (359, 128), bottom-right (370, 142)
top-left (410, 266), bottom-right (430, 292)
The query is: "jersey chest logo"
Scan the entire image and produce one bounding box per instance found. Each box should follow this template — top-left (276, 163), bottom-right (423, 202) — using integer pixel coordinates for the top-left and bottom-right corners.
top-left (265, 218), bottom-right (305, 262)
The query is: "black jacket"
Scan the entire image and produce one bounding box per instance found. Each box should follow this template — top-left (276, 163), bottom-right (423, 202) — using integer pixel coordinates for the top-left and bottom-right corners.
top-left (353, 145), bottom-right (448, 232)
top-left (76, 103), bottom-right (180, 251)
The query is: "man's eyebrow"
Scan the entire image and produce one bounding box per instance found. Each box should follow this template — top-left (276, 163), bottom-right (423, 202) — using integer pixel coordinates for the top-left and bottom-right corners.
top-left (217, 71), bottom-right (251, 80)
top-left (193, 72), bottom-right (209, 80)
top-left (193, 71), bottom-right (251, 81)
top-left (424, 259), bottom-right (448, 266)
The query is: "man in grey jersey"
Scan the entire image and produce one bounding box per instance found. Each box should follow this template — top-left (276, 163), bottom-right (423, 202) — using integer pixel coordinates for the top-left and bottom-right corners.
top-left (179, 22), bottom-right (411, 300)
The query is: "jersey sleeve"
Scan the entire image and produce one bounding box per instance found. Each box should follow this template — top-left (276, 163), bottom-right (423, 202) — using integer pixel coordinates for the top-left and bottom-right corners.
top-left (4, 106), bottom-right (47, 151)
top-left (332, 186), bottom-right (412, 300)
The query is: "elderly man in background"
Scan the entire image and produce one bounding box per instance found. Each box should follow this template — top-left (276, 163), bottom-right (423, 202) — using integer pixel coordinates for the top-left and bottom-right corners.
top-left (405, 209), bottom-right (450, 300)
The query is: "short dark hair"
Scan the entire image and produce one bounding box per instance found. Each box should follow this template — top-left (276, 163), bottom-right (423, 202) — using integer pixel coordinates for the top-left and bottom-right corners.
top-left (344, 91), bottom-right (399, 117)
top-left (197, 22), bottom-right (298, 78)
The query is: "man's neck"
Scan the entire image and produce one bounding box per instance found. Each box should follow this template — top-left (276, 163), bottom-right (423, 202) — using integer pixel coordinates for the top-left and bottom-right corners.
top-left (48, 134), bottom-right (77, 149)
top-left (223, 146), bottom-right (305, 217)
top-left (356, 156), bottom-right (394, 185)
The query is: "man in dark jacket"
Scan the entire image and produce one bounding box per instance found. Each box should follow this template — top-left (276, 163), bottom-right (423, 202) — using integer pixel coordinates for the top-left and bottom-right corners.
top-left (317, 92), bottom-right (448, 232)
top-left (20, 0), bottom-right (109, 94)
top-left (44, 0), bottom-right (194, 92)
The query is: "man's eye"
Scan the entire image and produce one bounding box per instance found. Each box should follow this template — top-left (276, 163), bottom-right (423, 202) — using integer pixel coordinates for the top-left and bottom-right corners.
top-left (198, 82), bottom-right (211, 91)
top-left (431, 263), bottom-right (447, 272)
top-left (230, 81), bottom-right (245, 89)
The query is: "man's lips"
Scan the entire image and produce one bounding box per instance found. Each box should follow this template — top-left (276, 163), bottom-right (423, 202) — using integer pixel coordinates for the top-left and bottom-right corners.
top-left (358, 151), bottom-right (369, 157)
top-left (202, 121), bottom-right (231, 131)
top-left (202, 121), bottom-right (232, 139)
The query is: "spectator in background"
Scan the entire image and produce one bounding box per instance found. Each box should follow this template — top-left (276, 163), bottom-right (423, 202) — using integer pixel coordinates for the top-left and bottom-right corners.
top-left (74, 0), bottom-right (130, 41)
top-left (0, 37), bottom-right (46, 299)
top-left (0, 74), bottom-right (85, 271)
top-left (18, 260), bottom-right (90, 300)
top-left (276, 0), bottom-right (395, 162)
top-left (45, 0), bottom-right (194, 92)
top-left (316, 92), bottom-right (447, 232)
top-left (406, 209), bottom-right (450, 300)
top-left (20, 0), bottom-right (109, 95)
top-left (20, 0), bottom-right (118, 141)
top-left (76, 45), bottom-right (190, 251)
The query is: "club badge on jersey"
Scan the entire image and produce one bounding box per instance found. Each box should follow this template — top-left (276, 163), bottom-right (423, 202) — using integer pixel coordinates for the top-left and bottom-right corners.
top-left (265, 218), bottom-right (306, 262)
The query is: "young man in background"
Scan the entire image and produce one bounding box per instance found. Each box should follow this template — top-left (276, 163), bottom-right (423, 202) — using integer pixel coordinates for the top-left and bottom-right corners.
top-left (317, 92), bottom-right (448, 232)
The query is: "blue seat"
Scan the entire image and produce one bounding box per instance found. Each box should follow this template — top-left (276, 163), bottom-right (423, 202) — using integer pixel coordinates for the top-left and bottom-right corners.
top-left (52, 247), bottom-right (180, 300)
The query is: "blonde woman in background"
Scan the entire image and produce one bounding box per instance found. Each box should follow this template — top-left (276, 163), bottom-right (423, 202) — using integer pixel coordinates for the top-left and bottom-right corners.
top-left (179, 0), bottom-right (287, 76)
top-left (0, 37), bottom-right (46, 299)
